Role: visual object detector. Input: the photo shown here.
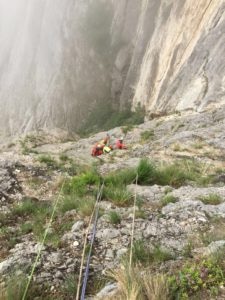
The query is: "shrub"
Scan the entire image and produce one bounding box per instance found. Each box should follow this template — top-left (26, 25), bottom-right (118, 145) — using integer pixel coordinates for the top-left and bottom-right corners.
top-left (4, 273), bottom-right (44, 300)
top-left (59, 154), bottom-right (70, 162)
top-left (135, 209), bottom-right (146, 219)
top-left (140, 130), bottom-right (154, 142)
top-left (103, 186), bottom-right (133, 206)
top-left (12, 198), bottom-right (40, 216)
top-left (169, 259), bottom-right (225, 299)
top-left (61, 274), bottom-right (78, 298)
top-left (172, 143), bottom-right (181, 151)
top-left (198, 193), bottom-right (222, 205)
top-left (58, 196), bottom-right (79, 213)
top-left (161, 194), bottom-right (178, 207)
top-left (38, 155), bottom-right (58, 168)
top-left (109, 265), bottom-right (169, 300)
top-left (136, 159), bottom-right (158, 185)
top-left (122, 125), bottom-right (134, 135)
top-left (63, 170), bottom-right (100, 197)
top-left (157, 163), bottom-right (195, 187)
top-left (79, 104), bottom-right (145, 137)
top-left (108, 211), bottom-right (121, 224)
top-left (20, 222), bottom-right (33, 234)
top-left (59, 195), bottom-right (95, 216)
top-left (78, 197), bottom-right (95, 216)
top-left (131, 240), bottom-right (173, 265)
top-left (105, 168), bottom-right (136, 187)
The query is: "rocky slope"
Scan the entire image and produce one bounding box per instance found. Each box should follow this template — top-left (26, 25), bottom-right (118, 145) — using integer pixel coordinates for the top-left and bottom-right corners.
top-left (0, 0), bottom-right (225, 134)
top-left (0, 107), bottom-right (225, 299)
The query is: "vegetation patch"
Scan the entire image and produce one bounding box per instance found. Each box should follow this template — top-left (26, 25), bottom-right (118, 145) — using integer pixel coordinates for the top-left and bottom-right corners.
top-left (161, 194), bottom-right (178, 207)
top-left (198, 193), bottom-right (223, 205)
top-left (79, 104), bottom-right (145, 137)
top-left (109, 264), bottom-right (169, 300)
top-left (108, 211), bottom-right (121, 225)
top-left (136, 158), bottom-right (213, 187)
top-left (63, 169), bottom-right (100, 197)
top-left (169, 259), bottom-right (225, 299)
top-left (37, 155), bottom-right (58, 168)
top-left (131, 240), bottom-right (173, 265)
top-left (140, 130), bottom-right (154, 142)
top-left (103, 186), bottom-right (133, 207)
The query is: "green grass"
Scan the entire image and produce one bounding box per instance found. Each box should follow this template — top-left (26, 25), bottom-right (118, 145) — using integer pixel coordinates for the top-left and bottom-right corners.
top-left (135, 209), bottom-right (146, 219)
top-left (20, 222), bottom-right (33, 234)
top-left (103, 186), bottom-right (133, 206)
top-left (169, 259), bottom-right (225, 299)
top-left (12, 198), bottom-right (51, 217)
top-left (59, 154), bottom-right (70, 162)
top-left (136, 159), bottom-right (212, 187)
top-left (78, 197), bottom-right (95, 216)
top-left (12, 198), bottom-right (40, 216)
top-left (79, 103), bottom-right (145, 137)
top-left (198, 193), bottom-right (223, 205)
top-left (3, 272), bottom-right (48, 300)
top-left (108, 211), bottom-right (121, 224)
top-left (105, 168), bottom-right (136, 187)
top-left (58, 196), bottom-right (79, 213)
top-left (131, 240), bottom-right (173, 265)
top-left (63, 170), bottom-right (101, 197)
top-left (136, 159), bottom-right (158, 185)
top-left (59, 195), bottom-right (95, 216)
top-left (37, 155), bottom-right (58, 168)
top-left (122, 125), bottom-right (134, 135)
top-left (161, 194), bottom-right (178, 207)
top-left (61, 274), bottom-right (78, 298)
top-left (140, 130), bottom-right (154, 142)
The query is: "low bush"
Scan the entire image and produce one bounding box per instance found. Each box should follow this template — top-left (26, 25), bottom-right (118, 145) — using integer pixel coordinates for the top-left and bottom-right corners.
top-left (109, 264), bottom-right (169, 300)
top-left (131, 240), bottom-right (173, 265)
top-left (136, 159), bottom-right (211, 188)
top-left (103, 186), bottom-right (133, 207)
top-left (12, 198), bottom-right (50, 217)
top-left (198, 193), bottom-right (222, 205)
top-left (140, 130), bottom-right (154, 142)
top-left (63, 170), bottom-right (101, 197)
top-left (105, 168), bottom-right (136, 187)
top-left (108, 211), bottom-right (121, 224)
top-left (136, 159), bottom-right (158, 185)
top-left (37, 155), bottom-right (58, 168)
top-left (169, 259), bottom-right (225, 299)
top-left (161, 194), bottom-right (178, 207)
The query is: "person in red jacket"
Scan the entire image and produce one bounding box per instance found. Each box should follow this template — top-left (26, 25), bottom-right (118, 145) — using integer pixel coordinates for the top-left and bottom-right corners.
top-left (115, 137), bottom-right (127, 149)
top-left (91, 144), bottom-right (104, 156)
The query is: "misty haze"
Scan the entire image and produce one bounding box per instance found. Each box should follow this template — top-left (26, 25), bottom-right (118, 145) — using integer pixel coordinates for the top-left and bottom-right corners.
top-left (0, 1), bottom-right (225, 299)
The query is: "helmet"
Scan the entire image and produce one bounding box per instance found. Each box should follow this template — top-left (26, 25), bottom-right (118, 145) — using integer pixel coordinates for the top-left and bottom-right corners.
top-left (119, 136), bottom-right (124, 141)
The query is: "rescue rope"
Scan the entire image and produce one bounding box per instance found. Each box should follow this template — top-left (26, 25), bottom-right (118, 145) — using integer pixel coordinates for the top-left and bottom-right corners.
top-left (129, 174), bottom-right (138, 268)
top-left (22, 179), bottom-right (66, 300)
top-left (76, 182), bottom-right (104, 300)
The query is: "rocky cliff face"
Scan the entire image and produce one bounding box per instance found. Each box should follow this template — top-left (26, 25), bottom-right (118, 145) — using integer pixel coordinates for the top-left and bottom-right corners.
top-left (0, 0), bottom-right (225, 135)
top-left (113, 0), bottom-right (225, 115)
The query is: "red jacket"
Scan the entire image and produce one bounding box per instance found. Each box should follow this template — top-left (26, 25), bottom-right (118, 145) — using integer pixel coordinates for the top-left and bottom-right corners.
top-left (91, 145), bottom-right (103, 156)
top-left (115, 140), bottom-right (127, 149)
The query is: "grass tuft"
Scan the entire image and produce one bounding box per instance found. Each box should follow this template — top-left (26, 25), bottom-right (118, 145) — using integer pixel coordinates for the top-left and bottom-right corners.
top-left (198, 193), bottom-right (222, 205)
top-left (108, 211), bottom-right (121, 224)
top-left (161, 194), bottom-right (178, 207)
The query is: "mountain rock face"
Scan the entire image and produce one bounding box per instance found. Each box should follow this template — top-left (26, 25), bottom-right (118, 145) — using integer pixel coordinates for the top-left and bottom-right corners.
top-left (0, 0), bottom-right (225, 135)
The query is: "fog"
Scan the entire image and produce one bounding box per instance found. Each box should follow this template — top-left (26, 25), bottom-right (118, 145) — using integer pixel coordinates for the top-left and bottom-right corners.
top-left (1, 0), bottom-right (223, 136)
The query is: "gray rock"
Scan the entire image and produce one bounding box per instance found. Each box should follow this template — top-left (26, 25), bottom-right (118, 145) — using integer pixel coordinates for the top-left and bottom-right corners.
top-left (95, 283), bottom-right (118, 299)
top-left (71, 220), bottom-right (84, 232)
top-left (96, 228), bottom-right (120, 240)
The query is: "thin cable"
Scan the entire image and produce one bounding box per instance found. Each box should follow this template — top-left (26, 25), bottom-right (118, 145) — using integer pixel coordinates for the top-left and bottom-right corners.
top-left (76, 182), bottom-right (104, 300)
top-left (129, 174), bottom-right (138, 268)
top-left (22, 179), bottom-right (65, 300)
